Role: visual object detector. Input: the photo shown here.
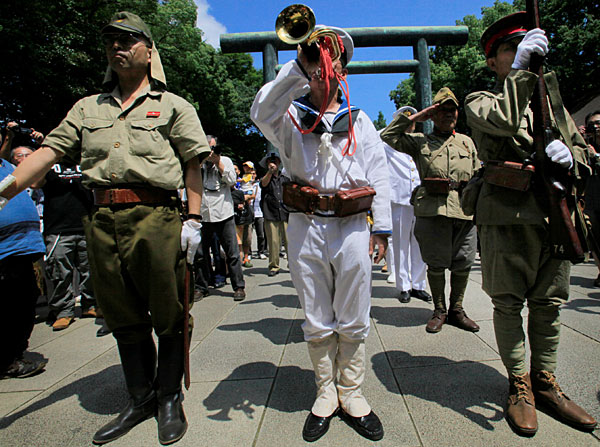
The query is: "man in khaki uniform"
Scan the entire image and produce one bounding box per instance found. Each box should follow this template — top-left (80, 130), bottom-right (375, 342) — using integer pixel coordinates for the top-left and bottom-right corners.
top-left (464, 12), bottom-right (597, 436)
top-left (381, 87), bottom-right (480, 334)
top-left (0, 12), bottom-right (210, 445)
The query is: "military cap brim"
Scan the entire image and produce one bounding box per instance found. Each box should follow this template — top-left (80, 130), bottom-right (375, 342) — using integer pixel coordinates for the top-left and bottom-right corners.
top-left (481, 11), bottom-right (528, 58)
top-left (101, 11), bottom-right (153, 44)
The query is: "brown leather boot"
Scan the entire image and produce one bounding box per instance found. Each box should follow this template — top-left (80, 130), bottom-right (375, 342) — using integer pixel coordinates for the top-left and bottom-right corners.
top-left (506, 373), bottom-right (537, 436)
top-left (425, 309), bottom-right (447, 333)
top-left (531, 370), bottom-right (598, 431)
top-left (447, 308), bottom-right (480, 332)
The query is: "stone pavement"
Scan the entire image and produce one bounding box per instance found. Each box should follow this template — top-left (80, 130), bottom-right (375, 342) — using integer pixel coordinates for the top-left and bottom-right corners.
top-left (1, 256), bottom-right (599, 447)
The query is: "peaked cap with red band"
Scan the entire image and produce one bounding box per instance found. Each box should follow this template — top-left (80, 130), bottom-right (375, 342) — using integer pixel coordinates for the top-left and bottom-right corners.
top-left (481, 11), bottom-right (528, 58)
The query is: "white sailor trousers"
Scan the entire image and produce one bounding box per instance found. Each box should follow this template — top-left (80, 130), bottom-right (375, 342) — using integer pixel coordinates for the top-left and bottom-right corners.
top-left (392, 203), bottom-right (427, 292)
top-left (287, 212), bottom-right (372, 341)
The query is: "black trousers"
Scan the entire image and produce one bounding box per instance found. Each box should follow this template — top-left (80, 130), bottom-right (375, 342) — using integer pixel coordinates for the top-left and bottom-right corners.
top-left (201, 217), bottom-right (245, 291)
top-left (0, 254), bottom-right (41, 369)
top-left (254, 217), bottom-right (266, 254)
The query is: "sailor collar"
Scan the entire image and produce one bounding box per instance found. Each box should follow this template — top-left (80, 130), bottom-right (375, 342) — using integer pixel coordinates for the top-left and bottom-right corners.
top-left (292, 95), bottom-right (360, 135)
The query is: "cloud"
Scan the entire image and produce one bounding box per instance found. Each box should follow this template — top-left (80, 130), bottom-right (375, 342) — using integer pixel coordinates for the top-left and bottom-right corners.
top-left (194, 0), bottom-right (227, 48)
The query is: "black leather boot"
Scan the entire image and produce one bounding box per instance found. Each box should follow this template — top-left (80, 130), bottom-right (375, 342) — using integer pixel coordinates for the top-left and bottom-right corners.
top-left (157, 335), bottom-right (188, 445)
top-left (93, 337), bottom-right (157, 445)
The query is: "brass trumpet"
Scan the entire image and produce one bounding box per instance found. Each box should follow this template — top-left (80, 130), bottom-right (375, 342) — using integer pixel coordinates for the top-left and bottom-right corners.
top-left (275, 4), bottom-right (342, 61)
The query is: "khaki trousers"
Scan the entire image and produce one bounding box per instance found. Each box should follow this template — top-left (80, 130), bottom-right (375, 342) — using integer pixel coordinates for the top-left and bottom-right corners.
top-left (479, 224), bottom-right (569, 375)
top-left (264, 220), bottom-right (288, 271)
top-left (83, 203), bottom-right (187, 344)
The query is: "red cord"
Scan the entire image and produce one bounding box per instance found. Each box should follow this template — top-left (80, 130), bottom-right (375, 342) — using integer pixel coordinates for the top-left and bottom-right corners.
top-left (337, 73), bottom-right (356, 156)
top-left (288, 34), bottom-right (356, 157)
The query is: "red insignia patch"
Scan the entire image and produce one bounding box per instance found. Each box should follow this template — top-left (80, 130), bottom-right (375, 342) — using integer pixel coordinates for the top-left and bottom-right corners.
top-left (146, 111), bottom-right (160, 118)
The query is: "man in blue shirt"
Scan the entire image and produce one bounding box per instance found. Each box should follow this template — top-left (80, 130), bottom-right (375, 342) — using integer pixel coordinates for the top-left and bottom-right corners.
top-left (0, 158), bottom-right (47, 378)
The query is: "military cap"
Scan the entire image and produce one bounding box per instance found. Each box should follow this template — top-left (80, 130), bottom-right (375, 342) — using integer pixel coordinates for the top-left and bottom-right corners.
top-left (433, 87), bottom-right (459, 107)
top-left (101, 11), bottom-right (167, 89)
top-left (392, 106), bottom-right (418, 120)
top-left (102, 11), bottom-right (153, 44)
top-left (481, 11), bottom-right (528, 57)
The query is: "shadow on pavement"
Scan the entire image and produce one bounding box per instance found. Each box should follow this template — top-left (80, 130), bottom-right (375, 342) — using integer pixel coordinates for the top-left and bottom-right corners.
top-left (217, 317), bottom-right (304, 345)
top-left (371, 285), bottom-right (400, 300)
top-left (203, 362), bottom-right (314, 420)
top-left (372, 351), bottom-right (505, 430)
top-left (258, 279), bottom-right (295, 289)
top-left (240, 294), bottom-right (299, 309)
top-left (0, 365), bottom-right (124, 429)
top-left (570, 275), bottom-right (597, 289)
top-left (562, 296), bottom-right (600, 315)
top-left (370, 305), bottom-right (432, 328)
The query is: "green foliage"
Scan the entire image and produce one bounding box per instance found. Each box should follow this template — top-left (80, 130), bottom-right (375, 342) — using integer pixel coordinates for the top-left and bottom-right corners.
top-left (389, 0), bottom-right (599, 132)
top-left (372, 111), bottom-right (387, 130)
top-left (0, 0), bottom-right (265, 163)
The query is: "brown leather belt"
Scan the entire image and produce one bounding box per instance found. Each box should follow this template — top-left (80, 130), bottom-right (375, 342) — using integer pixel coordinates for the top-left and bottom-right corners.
top-left (317, 195), bottom-right (335, 212)
top-left (92, 187), bottom-right (176, 206)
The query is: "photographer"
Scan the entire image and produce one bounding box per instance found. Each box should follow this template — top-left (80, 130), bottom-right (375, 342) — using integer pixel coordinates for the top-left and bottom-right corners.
top-left (1, 121), bottom-right (44, 162)
top-left (198, 135), bottom-right (246, 301)
top-left (583, 111), bottom-right (600, 286)
top-left (259, 151), bottom-right (289, 277)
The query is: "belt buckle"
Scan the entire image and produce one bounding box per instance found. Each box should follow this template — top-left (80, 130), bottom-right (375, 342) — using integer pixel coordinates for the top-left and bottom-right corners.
top-left (108, 189), bottom-right (115, 205)
top-left (449, 180), bottom-right (458, 190)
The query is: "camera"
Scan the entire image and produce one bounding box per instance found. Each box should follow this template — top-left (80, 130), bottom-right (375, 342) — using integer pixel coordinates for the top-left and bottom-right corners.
top-left (586, 122), bottom-right (599, 135)
top-left (5, 124), bottom-right (33, 135)
top-left (212, 145), bottom-right (222, 155)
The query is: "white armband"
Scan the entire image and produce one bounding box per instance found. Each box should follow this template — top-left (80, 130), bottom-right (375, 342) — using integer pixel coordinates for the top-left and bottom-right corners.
top-left (0, 174), bottom-right (16, 194)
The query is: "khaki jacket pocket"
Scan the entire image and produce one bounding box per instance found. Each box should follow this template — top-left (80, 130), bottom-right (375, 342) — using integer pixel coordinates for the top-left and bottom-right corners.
top-left (129, 118), bottom-right (170, 156)
top-left (81, 118), bottom-right (114, 158)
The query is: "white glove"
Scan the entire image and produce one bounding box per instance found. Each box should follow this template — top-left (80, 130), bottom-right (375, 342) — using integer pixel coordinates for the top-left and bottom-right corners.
top-left (511, 28), bottom-right (549, 70)
top-left (545, 140), bottom-right (573, 169)
top-left (180, 219), bottom-right (202, 264)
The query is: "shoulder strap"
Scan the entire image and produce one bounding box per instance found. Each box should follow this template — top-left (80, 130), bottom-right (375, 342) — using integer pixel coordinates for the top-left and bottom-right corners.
top-left (544, 71), bottom-right (578, 177)
top-left (421, 135), bottom-right (454, 179)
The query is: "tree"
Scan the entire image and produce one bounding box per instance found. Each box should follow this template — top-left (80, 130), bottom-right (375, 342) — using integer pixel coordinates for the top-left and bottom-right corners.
top-left (389, 0), bottom-right (600, 132)
top-left (372, 111), bottom-right (387, 130)
top-left (0, 0), bottom-right (265, 163)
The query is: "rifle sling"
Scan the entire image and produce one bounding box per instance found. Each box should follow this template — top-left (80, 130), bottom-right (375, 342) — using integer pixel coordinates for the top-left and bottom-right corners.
top-left (544, 71), bottom-right (578, 178)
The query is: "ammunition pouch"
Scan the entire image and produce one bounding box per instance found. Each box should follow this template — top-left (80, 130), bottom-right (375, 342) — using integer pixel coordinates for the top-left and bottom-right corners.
top-left (282, 182), bottom-right (376, 217)
top-left (460, 169), bottom-right (484, 216)
top-left (483, 161), bottom-right (535, 191)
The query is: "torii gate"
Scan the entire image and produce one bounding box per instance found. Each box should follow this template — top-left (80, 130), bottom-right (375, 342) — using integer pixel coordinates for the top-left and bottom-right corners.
top-left (220, 25), bottom-right (468, 135)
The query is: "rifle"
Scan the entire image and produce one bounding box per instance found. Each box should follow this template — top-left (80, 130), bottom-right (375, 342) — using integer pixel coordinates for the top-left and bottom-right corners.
top-left (526, 0), bottom-right (585, 263)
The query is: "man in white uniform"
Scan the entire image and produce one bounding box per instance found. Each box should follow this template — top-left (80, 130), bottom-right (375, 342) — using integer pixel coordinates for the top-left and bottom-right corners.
top-left (251, 26), bottom-right (391, 442)
top-left (382, 106), bottom-right (430, 304)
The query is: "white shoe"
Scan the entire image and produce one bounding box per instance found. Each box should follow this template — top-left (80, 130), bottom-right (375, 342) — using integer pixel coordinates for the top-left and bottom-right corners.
top-left (386, 274), bottom-right (395, 284)
top-left (259, 253), bottom-right (267, 259)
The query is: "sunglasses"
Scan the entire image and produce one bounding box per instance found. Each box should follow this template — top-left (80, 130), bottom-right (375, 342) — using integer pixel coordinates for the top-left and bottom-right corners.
top-left (102, 32), bottom-right (148, 48)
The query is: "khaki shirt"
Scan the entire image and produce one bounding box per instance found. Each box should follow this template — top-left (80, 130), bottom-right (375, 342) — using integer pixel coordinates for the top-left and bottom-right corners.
top-left (380, 114), bottom-right (479, 220)
top-left (43, 85), bottom-right (210, 190)
top-left (465, 69), bottom-right (589, 225)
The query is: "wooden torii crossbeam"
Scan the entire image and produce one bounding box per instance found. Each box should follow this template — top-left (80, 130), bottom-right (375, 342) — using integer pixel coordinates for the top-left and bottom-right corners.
top-left (220, 25), bottom-right (468, 134)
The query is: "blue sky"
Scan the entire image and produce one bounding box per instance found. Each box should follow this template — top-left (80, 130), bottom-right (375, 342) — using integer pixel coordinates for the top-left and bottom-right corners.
top-left (194, 0), bottom-right (499, 123)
